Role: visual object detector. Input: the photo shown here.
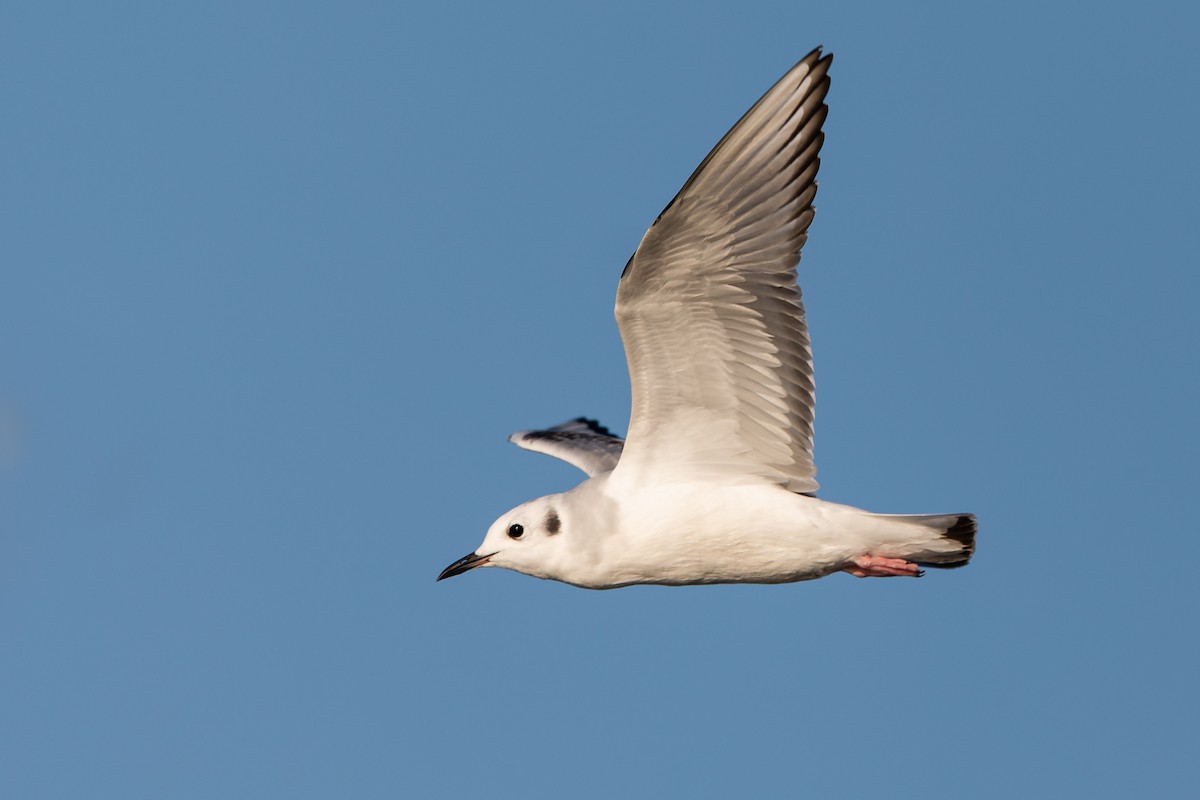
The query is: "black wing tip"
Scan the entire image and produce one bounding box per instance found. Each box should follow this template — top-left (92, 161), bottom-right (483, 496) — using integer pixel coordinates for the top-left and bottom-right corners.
top-left (569, 417), bottom-right (616, 437)
top-left (515, 417), bottom-right (620, 443)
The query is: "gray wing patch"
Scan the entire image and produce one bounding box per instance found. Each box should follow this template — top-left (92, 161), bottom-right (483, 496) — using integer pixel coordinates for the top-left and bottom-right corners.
top-left (509, 417), bottom-right (625, 477)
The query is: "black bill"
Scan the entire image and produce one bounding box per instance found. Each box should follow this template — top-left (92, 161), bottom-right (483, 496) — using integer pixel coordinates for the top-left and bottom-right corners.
top-left (436, 551), bottom-right (494, 581)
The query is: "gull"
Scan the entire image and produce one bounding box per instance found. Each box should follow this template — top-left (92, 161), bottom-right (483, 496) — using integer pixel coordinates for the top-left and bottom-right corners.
top-left (438, 47), bottom-right (976, 589)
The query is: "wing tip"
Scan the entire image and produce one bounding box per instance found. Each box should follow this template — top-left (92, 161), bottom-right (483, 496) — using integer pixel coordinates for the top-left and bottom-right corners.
top-left (801, 45), bottom-right (833, 71)
top-left (568, 416), bottom-right (617, 437)
top-left (509, 418), bottom-right (621, 443)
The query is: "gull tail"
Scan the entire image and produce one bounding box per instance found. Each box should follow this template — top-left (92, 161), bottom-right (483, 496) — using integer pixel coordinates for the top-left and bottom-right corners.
top-left (873, 513), bottom-right (977, 569)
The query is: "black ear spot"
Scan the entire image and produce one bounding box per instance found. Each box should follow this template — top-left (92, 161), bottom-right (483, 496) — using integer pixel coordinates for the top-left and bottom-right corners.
top-left (545, 510), bottom-right (560, 535)
top-left (507, 523), bottom-right (525, 539)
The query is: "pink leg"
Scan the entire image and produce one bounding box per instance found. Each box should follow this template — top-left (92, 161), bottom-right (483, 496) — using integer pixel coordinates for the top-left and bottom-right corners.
top-left (843, 555), bottom-right (924, 578)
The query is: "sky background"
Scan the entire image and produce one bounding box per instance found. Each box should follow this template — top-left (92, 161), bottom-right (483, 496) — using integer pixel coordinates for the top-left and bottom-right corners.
top-left (2, 1), bottom-right (1198, 797)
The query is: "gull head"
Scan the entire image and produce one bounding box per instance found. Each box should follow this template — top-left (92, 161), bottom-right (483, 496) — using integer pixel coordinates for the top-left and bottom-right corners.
top-left (437, 495), bottom-right (569, 583)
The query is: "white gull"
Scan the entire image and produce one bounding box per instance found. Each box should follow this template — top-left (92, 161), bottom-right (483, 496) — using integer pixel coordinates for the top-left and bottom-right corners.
top-left (439, 48), bottom-right (976, 589)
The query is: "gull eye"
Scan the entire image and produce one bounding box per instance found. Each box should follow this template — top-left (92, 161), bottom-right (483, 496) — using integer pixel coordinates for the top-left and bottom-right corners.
top-left (507, 523), bottom-right (525, 539)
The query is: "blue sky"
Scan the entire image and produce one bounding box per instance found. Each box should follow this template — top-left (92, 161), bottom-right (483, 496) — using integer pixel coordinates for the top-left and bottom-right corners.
top-left (2, 1), bottom-right (1197, 797)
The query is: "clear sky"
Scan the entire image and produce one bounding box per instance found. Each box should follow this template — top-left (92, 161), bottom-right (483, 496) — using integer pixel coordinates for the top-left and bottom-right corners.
top-left (2, 1), bottom-right (1197, 797)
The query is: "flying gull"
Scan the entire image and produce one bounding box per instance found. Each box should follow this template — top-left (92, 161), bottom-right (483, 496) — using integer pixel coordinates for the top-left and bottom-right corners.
top-left (439, 48), bottom-right (976, 588)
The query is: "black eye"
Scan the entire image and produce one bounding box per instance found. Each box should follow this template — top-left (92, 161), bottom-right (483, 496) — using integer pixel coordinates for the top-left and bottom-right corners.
top-left (507, 523), bottom-right (525, 539)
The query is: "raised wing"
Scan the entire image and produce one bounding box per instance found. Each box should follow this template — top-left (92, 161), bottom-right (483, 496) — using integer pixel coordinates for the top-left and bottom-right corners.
top-left (613, 48), bottom-right (831, 494)
top-left (509, 418), bottom-right (625, 477)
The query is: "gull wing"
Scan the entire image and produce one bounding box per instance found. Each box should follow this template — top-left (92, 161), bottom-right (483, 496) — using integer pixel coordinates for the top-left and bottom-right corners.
top-left (509, 417), bottom-right (625, 477)
top-left (613, 48), bottom-right (831, 494)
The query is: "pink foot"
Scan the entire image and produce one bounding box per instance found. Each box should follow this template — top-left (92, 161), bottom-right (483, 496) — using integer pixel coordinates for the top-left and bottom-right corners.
top-left (843, 555), bottom-right (925, 578)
